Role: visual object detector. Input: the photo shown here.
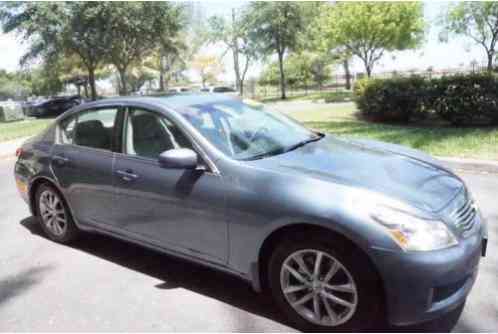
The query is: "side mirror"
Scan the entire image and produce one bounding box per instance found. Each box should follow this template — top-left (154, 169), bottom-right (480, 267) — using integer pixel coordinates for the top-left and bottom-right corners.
top-left (158, 148), bottom-right (198, 169)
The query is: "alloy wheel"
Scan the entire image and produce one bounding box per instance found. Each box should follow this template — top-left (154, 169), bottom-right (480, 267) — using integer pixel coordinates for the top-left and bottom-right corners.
top-left (280, 249), bottom-right (358, 327)
top-left (39, 189), bottom-right (67, 236)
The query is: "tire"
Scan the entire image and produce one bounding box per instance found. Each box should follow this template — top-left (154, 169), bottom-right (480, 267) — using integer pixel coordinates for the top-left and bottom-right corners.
top-left (268, 233), bottom-right (384, 332)
top-left (35, 183), bottom-right (80, 243)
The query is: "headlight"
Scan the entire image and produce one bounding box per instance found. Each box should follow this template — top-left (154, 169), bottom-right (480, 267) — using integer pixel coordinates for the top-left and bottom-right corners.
top-left (371, 205), bottom-right (458, 251)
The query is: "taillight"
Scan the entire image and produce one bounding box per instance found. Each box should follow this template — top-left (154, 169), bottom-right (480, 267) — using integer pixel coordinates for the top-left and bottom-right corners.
top-left (15, 147), bottom-right (23, 158)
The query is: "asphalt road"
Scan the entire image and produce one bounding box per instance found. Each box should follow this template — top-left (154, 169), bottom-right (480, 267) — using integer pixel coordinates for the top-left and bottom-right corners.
top-left (0, 158), bottom-right (496, 332)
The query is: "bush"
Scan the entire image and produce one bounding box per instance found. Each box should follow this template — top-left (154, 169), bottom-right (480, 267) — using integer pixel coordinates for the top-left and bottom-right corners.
top-left (0, 101), bottom-right (24, 122)
top-left (429, 74), bottom-right (498, 126)
top-left (354, 73), bottom-right (498, 126)
top-left (354, 76), bottom-right (428, 123)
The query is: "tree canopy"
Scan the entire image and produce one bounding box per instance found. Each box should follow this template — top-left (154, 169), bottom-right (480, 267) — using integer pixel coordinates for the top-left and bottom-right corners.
top-left (318, 2), bottom-right (425, 77)
top-left (441, 2), bottom-right (498, 71)
top-left (0, 2), bottom-right (185, 98)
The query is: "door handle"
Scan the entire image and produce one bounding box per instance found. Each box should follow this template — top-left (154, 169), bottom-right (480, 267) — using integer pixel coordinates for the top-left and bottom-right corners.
top-left (116, 169), bottom-right (139, 182)
top-left (53, 155), bottom-right (70, 166)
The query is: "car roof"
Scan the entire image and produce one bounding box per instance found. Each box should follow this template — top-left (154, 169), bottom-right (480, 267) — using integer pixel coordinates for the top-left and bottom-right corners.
top-left (58, 93), bottom-right (240, 122)
top-left (91, 93), bottom-right (237, 109)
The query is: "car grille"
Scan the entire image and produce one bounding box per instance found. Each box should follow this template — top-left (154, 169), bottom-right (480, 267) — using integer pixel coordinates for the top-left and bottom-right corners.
top-left (448, 192), bottom-right (477, 237)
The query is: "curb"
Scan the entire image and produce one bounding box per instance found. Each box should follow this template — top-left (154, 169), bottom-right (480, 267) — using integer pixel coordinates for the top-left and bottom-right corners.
top-left (438, 156), bottom-right (498, 174)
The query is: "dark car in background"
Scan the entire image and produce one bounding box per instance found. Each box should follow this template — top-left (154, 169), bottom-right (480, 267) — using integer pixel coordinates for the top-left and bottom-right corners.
top-left (14, 94), bottom-right (487, 331)
top-left (25, 95), bottom-right (83, 118)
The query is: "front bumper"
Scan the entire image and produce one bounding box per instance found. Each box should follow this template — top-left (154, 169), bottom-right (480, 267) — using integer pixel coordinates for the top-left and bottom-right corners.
top-left (371, 215), bottom-right (486, 326)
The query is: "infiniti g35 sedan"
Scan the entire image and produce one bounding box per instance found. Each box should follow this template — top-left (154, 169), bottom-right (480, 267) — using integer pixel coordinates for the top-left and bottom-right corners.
top-left (14, 93), bottom-right (488, 331)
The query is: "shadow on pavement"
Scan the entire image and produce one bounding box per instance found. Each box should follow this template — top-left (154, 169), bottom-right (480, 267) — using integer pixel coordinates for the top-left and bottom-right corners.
top-left (20, 216), bottom-right (464, 332)
top-left (0, 265), bottom-right (54, 307)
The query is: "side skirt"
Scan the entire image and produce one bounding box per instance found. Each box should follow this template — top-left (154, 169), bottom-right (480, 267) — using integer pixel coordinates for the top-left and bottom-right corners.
top-left (77, 222), bottom-right (256, 288)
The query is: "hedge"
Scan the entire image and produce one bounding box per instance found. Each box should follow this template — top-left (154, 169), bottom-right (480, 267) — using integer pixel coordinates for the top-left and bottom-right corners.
top-left (354, 73), bottom-right (498, 126)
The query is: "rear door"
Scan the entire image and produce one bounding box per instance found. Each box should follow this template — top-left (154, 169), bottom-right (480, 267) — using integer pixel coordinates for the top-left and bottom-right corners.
top-left (51, 106), bottom-right (121, 227)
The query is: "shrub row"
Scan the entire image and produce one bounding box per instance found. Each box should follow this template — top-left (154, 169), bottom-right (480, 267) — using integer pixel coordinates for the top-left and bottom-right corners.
top-left (354, 73), bottom-right (498, 126)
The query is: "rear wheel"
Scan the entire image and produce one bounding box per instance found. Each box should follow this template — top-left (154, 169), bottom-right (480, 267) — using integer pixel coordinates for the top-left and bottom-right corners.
top-left (268, 234), bottom-right (384, 332)
top-left (36, 183), bottom-right (79, 243)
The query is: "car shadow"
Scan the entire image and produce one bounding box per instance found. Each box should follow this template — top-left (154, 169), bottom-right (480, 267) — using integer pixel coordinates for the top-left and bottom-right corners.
top-left (20, 216), bottom-right (463, 332)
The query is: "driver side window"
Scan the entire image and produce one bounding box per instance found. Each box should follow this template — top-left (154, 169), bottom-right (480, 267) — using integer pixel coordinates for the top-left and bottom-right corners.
top-left (125, 108), bottom-right (193, 159)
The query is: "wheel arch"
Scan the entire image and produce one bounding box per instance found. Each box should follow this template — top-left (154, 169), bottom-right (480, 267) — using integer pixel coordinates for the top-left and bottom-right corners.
top-left (254, 223), bottom-right (385, 299)
top-left (29, 176), bottom-right (70, 219)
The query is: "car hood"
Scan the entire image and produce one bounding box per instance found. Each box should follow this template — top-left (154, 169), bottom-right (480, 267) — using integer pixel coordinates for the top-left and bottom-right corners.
top-left (247, 135), bottom-right (464, 213)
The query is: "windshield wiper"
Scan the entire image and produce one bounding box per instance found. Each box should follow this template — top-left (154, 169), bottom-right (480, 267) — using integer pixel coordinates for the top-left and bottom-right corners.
top-left (241, 133), bottom-right (324, 161)
top-left (240, 147), bottom-right (286, 161)
top-left (280, 133), bottom-right (324, 154)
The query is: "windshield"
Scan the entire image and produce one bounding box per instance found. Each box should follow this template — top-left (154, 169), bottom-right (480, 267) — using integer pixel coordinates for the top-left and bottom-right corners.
top-left (178, 99), bottom-right (322, 160)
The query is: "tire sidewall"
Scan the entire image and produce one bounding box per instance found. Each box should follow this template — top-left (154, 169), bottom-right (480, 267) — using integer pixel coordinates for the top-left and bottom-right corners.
top-left (35, 183), bottom-right (78, 243)
top-left (268, 236), bottom-right (384, 332)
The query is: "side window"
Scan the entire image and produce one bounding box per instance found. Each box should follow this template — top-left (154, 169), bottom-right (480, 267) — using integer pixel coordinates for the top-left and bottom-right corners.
top-left (74, 108), bottom-right (118, 151)
top-left (125, 108), bottom-right (194, 159)
top-left (59, 116), bottom-right (76, 144)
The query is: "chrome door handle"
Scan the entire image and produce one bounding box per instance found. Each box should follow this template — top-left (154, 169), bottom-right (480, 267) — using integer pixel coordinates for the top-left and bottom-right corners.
top-left (53, 155), bottom-right (70, 166)
top-left (116, 169), bottom-right (139, 181)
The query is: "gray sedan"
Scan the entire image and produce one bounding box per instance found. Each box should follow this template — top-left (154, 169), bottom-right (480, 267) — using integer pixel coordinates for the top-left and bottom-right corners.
top-left (14, 93), bottom-right (487, 331)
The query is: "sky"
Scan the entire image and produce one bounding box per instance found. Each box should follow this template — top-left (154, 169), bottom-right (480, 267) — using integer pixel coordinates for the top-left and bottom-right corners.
top-left (0, 1), bottom-right (488, 83)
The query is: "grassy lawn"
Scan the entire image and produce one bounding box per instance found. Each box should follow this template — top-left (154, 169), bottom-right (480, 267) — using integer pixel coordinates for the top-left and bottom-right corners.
top-left (0, 118), bottom-right (52, 142)
top-left (277, 102), bottom-right (498, 160)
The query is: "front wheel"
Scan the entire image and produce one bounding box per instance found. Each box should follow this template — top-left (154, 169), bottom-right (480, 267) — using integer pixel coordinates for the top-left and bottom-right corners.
top-left (268, 235), bottom-right (384, 332)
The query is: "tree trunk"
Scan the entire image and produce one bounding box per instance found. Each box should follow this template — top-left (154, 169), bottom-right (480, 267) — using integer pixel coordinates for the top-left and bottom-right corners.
top-left (159, 56), bottom-right (165, 91)
top-left (233, 49), bottom-right (241, 95)
top-left (343, 59), bottom-right (351, 90)
top-left (364, 60), bottom-right (372, 78)
top-left (88, 67), bottom-right (97, 101)
top-left (240, 78), bottom-right (244, 97)
top-left (231, 9), bottom-right (242, 96)
top-left (118, 68), bottom-right (127, 95)
top-left (487, 52), bottom-right (494, 72)
top-left (83, 82), bottom-right (89, 99)
top-left (277, 50), bottom-right (286, 100)
top-left (159, 70), bottom-right (165, 92)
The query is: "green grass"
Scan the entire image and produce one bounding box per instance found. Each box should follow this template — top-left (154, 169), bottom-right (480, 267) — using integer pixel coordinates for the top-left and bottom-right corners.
top-left (283, 103), bottom-right (498, 160)
top-left (257, 89), bottom-right (352, 103)
top-left (0, 118), bottom-right (52, 142)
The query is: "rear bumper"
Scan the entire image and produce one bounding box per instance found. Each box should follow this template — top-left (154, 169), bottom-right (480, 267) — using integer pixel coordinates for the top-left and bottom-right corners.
top-left (371, 216), bottom-right (486, 326)
top-left (14, 161), bottom-right (30, 204)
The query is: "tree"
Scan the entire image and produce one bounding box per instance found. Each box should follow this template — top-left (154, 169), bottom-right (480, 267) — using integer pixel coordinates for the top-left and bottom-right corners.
top-left (319, 2), bottom-right (424, 77)
top-left (62, 2), bottom-right (110, 100)
top-left (191, 55), bottom-right (224, 88)
top-left (245, 2), bottom-right (309, 99)
top-left (207, 8), bottom-right (256, 96)
top-left (259, 52), bottom-right (331, 90)
top-left (101, 2), bottom-right (184, 95)
top-left (145, 36), bottom-right (188, 92)
top-left (0, 2), bottom-right (109, 100)
top-left (441, 2), bottom-right (498, 71)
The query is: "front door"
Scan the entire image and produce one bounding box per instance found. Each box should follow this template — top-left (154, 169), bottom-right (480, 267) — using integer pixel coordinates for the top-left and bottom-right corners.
top-left (51, 107), bottom-right (120, 226)
top-left (112, 107), bottom-right (228, 264)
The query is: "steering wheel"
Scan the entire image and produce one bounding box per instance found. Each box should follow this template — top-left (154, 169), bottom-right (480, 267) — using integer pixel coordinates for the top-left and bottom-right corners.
top-left (248, 126), bottom-right (269, 143)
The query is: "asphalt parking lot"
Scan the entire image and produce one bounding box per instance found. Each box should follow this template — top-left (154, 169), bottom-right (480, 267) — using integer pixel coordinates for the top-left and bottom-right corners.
top-left (0, 158), bottom-right (496, 332)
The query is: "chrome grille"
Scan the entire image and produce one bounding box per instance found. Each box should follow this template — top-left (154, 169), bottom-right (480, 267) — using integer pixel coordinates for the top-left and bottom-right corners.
top-left (448, 192), bottom-right (476, 236)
